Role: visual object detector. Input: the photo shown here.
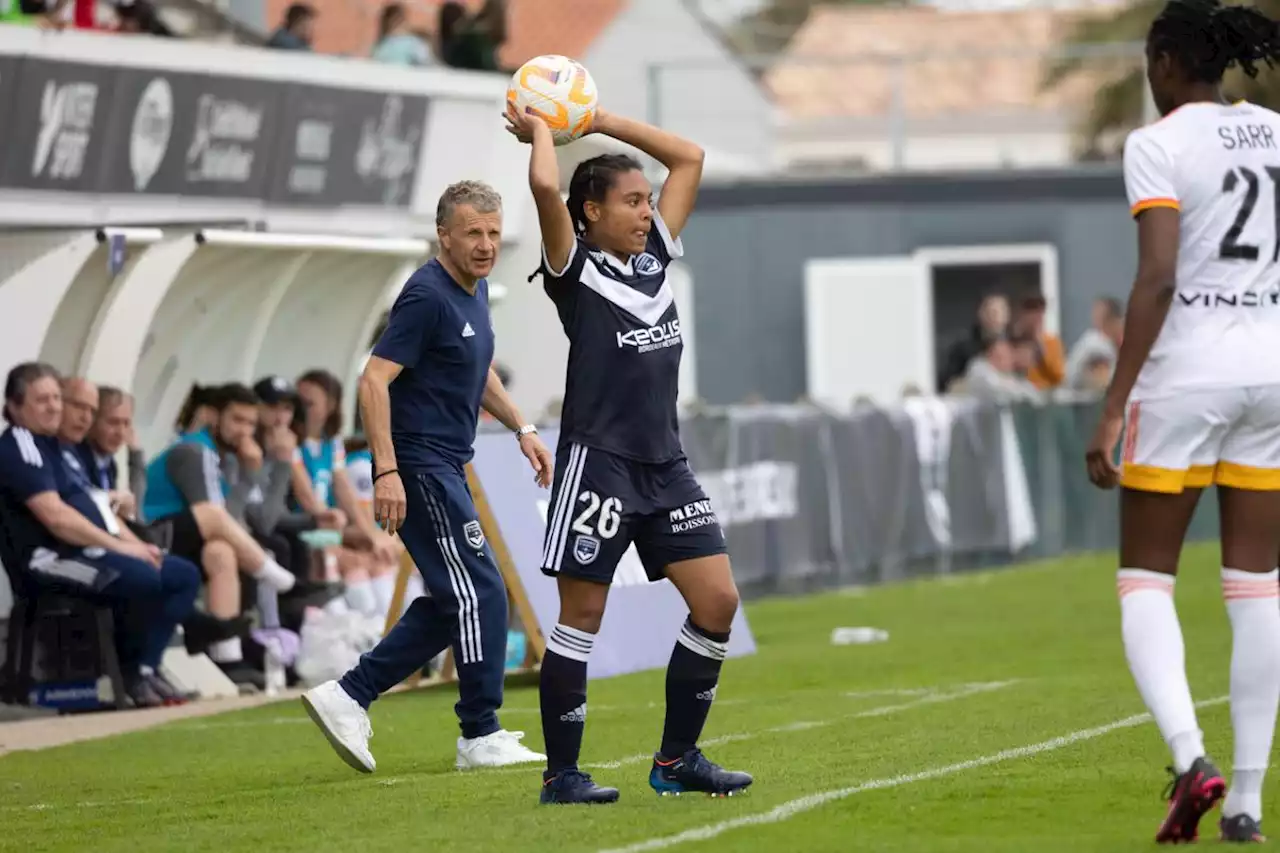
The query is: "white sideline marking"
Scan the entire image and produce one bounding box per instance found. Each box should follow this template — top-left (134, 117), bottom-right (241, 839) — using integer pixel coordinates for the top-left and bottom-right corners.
top-left (9, 682), bottom-right (1016, 812)
top-left (479, 681), bottom-right (1019, 776)
top-left (593, 695), bottom-right (1231, 853)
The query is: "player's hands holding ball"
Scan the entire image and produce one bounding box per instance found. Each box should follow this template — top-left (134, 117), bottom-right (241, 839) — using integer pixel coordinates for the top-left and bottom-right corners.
top-left (374, 470), bottom-right (408, 536)
top-left (504, 54), bottom-right (600, 146)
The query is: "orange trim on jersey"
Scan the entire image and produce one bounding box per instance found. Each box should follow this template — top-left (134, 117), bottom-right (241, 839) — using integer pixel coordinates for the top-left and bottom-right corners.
top-left (1130, 198), bottom-right (1180, 216)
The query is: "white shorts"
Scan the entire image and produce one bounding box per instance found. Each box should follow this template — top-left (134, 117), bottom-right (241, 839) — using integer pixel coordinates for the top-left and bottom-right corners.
top-left (1121, 385), bottom-right (1280, 493)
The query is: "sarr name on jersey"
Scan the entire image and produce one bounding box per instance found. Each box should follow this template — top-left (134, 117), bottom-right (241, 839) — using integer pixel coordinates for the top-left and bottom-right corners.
top-left (616, 318), bottom-right (681, 354)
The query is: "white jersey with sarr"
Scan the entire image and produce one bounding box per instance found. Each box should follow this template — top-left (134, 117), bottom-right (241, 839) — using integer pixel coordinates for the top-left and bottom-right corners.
top-left (1124, 100), bottom-right (1280, 399)
top-left (1120, 101), bottom-right (1280, 494)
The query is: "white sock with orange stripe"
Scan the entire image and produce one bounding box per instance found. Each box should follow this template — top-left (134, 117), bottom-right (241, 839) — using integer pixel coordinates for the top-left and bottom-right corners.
top-left (1118, 569), bottom-right (1204, 774)
top-left (1222, 568), bottom-right (1280, 822)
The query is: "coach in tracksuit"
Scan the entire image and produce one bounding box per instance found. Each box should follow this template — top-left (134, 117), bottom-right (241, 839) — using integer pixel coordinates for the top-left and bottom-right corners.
top-left (302, 180), bottom-right (552, 773)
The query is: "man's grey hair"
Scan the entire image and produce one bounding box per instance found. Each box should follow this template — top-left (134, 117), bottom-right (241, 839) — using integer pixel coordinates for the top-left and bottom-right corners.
top-left (436, 180), bottom-right (503, 228)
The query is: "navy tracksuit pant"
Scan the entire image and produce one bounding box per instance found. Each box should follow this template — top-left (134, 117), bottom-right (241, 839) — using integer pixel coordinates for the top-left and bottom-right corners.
top-left (28, 548), bottom-right (201, 672)
top-left (339, 468), bottom-right (508, 740)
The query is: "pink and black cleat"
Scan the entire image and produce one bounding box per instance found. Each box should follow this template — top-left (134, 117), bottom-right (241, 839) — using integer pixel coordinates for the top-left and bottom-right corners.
top-left (1155, 756), bottom-right (1226, 844)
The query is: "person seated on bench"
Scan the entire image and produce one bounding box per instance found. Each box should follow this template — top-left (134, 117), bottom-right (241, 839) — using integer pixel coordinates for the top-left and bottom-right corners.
top-left (80, 384), bottom-right (147, 508)
top-left (0, 362), bottom-right (201, 708)
top-left (142, 382), bottom-right (297, 681)
top-left (65, 377), bottom-right (248, 656)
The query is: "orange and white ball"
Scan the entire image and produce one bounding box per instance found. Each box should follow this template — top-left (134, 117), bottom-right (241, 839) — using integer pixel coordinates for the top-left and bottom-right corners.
top-left (507, 54), bottom-right (598, 146)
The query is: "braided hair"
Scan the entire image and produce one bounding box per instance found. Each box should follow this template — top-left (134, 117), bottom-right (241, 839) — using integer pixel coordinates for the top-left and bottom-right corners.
top-left (528, 153), bottom-right (643, 282)
top-left (1149, 0), bottom-right (1280, 83)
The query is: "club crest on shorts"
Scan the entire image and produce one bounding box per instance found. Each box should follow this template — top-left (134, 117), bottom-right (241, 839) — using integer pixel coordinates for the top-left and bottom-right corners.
top-left (574, 535), bottom-right (600, 565)
top-left (463, 520), bottom-right (485, 550)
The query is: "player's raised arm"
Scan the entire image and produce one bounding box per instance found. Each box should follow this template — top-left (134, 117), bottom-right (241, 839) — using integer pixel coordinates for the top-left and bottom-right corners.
top-left (590, 110), bottom-right (705, 241)
top-left (506, 109), bottom-right (576, 275)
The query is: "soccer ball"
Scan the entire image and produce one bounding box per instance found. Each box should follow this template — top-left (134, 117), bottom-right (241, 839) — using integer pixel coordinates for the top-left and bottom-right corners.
top-left (506, 54), bottom-right (598, 146)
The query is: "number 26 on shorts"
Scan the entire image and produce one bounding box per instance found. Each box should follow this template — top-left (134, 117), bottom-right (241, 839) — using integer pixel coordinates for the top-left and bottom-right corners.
top-left (572, 490), bottom-right (621, 539)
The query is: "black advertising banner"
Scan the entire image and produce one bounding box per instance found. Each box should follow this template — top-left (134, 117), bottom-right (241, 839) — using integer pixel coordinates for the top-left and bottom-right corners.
top-left (0, 57), bottom-right (20, 174)
top-left (0, 55), bottom-right (430, 207)
top-left (1, 59), bottom-right (118, 193)
top-left (269, 85), bottom-right (427, 208)
top-left (97, 68), bottom-right (286, 198)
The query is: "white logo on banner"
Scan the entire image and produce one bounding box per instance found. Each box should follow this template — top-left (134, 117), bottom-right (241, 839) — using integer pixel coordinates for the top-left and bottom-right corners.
top-left (33, 80), bottom-right (98, 181)
top-left (289, 117), bottom-right (332, 195)
top-left (698, 462), bottom-right (798, 529)
top-left (536, 499), bottom-right (648, 587)
top-left (903, 396), bottom-right (954, 547)
top-left (130, 78), bottom-right (173, 191)
top-left (355, 94), bottom-right (420, 204)
top-left (187, 94), bottom-right (263, 184)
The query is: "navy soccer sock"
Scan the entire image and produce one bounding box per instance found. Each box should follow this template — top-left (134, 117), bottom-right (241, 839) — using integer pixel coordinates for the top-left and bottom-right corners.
top-left (660, 618), bottom-right (729, 760)
top-left (540, 624), bottom-right (594, 780)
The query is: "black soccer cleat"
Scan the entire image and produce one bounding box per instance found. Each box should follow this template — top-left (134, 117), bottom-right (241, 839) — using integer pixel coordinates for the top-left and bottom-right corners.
top-left (1220, 813), bottom-right (1267, 844)
top-left (649, 748), bottom-right (753, 797)
top-left (540, 769), bottom-right (620, 805)
top-left (1155, 756), bottom-right (1226, 844)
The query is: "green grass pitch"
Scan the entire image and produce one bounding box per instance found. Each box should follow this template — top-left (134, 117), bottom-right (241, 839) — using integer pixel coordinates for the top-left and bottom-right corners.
top-left (1, 541), bottom-right (1261, 852)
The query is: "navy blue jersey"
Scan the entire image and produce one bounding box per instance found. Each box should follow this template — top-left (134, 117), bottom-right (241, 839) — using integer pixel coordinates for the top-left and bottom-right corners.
top-left (372, 259), bottom-right (495, 473)
top-left (542, 210), bottom-right (685, 464)
top-left (0, 426), bottom-right (62, 553)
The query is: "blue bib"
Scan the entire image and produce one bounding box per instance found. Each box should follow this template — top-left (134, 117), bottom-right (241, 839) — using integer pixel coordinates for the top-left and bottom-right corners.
top-left (142, 429), bottom-right (226, 522)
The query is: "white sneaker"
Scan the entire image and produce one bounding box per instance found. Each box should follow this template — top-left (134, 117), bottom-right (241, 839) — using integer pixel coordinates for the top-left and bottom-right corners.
top-left (301, 681), bottom-right (376, 773)
top-left (455, 729), bottom-right (547, 769)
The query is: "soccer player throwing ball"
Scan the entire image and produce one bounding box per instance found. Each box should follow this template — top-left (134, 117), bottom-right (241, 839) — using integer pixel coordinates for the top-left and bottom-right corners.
top-left (505, 105), bottom-right (753, 804)
top-left (1086, 0), bottom-right (1280, 843)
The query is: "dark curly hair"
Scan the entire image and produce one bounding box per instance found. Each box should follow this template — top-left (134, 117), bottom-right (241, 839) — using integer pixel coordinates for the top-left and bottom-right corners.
top-left (1149, 0), bottom-right (1280, 83)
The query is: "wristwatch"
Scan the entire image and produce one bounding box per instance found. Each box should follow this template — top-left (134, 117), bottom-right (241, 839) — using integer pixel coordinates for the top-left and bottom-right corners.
top-left (515, 424), bottom-right (538, 438)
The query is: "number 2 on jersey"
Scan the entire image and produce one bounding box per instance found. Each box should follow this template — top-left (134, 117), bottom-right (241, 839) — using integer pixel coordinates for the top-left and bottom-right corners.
top-left (1219, 166), bottom-right (1280, 261)
top-left (573, 490), bottom-right (622, 539)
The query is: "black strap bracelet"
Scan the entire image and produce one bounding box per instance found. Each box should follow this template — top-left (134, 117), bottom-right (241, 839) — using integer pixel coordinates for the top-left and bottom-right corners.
top-left (373, 468), bottom-right (399, 484)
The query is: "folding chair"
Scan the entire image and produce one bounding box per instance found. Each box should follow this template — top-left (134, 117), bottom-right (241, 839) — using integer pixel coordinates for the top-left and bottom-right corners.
top-left (0, 503), bottom-right (127, 711)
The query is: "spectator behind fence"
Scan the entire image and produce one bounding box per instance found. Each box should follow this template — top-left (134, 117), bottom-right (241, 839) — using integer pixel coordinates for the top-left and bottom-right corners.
top-left (114, 0), bottom-right (171, 35)
top-left (1066, 296), bottom-right (1125, 389)
top-left (292, 369), bottom-right (400, 618)
top-left (371, 2), bottom-right (433, 66)
top-left (441, 0), bottom-right (506, 71)
top-left (1010, 291), bottom-right (1065, 390)
top-left (0, 362), bottom-right (201, 708)
top-left (267, 1), bottom-right (314, 50)
top-left (938, 292), bottom-right (1010, 392)
top-left (963, 335), bottom-right (1041, 403)
top-left (142, 383), bottom-right (298, 682)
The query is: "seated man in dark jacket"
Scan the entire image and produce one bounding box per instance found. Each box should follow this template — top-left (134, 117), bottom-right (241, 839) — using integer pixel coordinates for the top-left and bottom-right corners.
top-left (0, 362), bottom-right (199, 707)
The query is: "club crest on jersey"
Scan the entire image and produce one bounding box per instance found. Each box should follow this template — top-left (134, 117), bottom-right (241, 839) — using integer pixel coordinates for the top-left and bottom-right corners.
top-left (463, 520), bottom-right (485, 549)
top-left (634, 252), bottom-right (662, 276)
top-left (573, 535), bottom-right (600, 565)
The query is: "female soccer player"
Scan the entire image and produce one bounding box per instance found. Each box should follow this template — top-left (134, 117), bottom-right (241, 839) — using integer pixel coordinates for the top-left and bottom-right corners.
top-left (506, 105), bottom-right (753, 805)
top-left (1085, 0), bottom-right (1280, 843)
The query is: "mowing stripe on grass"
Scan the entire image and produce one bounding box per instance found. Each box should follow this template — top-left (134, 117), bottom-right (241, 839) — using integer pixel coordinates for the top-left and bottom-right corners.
top-left (593, 695), bottom-right (1231, 853)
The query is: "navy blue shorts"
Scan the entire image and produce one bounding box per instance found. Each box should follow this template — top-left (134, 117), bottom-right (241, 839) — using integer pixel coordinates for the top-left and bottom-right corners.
top-left (539, 443), bottom-right (727, 585)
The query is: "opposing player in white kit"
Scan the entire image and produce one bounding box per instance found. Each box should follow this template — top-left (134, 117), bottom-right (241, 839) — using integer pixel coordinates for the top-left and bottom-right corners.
top-left (1085, 0), bottom-right (1280, 843)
